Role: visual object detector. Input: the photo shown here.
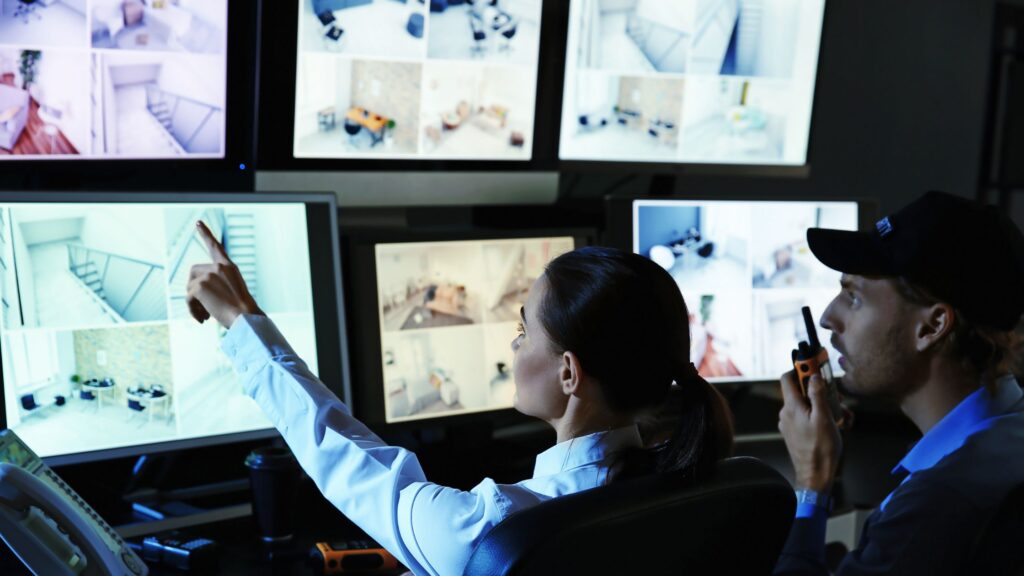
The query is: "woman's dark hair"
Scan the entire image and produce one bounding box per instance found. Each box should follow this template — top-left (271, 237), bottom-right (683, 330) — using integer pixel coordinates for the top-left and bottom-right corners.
top-left (539, 246), bottom-right (734, 480)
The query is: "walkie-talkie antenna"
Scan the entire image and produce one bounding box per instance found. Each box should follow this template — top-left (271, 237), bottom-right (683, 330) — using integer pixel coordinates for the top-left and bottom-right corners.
top-left (801, 306), bottom-right (820, 349)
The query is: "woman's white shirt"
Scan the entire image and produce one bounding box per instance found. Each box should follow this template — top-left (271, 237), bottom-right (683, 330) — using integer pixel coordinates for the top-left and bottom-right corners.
top-left (221, 314), bottom-right (643, 576)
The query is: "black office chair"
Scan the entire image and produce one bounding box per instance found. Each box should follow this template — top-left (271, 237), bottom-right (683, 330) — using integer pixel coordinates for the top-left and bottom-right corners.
top-left (324, 25), bottom-right (345, 48)
top-left (966, 482), bottom-right (1024, 576)
top-left (343, 119), bottom-right (362, 136)
top-left (317, 10), bottom-right (336, 27)
top-left (462, 456), bottom-right (795, 576)
top-left (19, 394), bottom-right (37, 412)
top-left (498, 18), bottom-right (517, 51)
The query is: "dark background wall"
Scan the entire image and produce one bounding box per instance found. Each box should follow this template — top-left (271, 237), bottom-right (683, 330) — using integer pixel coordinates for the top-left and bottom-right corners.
top-left (561, 0), bottom-right (1000, 217)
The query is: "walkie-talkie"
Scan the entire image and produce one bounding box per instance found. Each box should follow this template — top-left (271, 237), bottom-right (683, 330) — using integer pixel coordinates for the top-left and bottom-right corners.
top-left (309, 540), bottom-right (400, 574)
top-left (792, 306), bottom-right (844, 419)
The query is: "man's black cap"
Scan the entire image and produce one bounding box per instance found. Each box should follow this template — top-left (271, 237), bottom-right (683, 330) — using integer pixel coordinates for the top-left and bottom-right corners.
top-left (807, 191), bottom-right (1024, 331)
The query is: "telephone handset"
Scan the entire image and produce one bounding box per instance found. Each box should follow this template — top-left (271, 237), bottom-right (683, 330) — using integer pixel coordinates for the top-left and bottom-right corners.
top-left (0, 430), bottom-right (148, 576)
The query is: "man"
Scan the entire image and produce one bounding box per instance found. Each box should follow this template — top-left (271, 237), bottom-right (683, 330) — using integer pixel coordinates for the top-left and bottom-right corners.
top-left (775, 191), bottom-right (1024, 575)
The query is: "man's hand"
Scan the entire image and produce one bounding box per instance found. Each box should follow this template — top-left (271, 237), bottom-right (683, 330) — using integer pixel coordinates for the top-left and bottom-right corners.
top-left (185, 220), bottom-right (263, 329)
top-left (778, 371), bottom-right (842, 493)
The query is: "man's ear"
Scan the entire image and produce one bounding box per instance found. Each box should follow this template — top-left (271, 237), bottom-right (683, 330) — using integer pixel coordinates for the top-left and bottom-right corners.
top-left (560, 351), bottom-right (584, 396)
top-left (914, 303), bottom-right (956, 353)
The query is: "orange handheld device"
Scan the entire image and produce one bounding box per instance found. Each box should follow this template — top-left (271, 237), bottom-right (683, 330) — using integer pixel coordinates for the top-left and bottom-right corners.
top-left (792, 306), bottom-right (844, 418)
top-left (309, 540), bottom-right (400, 575)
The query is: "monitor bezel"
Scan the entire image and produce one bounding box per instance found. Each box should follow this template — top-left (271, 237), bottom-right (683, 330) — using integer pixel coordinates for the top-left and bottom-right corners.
top-left (0, 191), bottom-right (349, 466)
top-left (554, 0), bottom-right (830, 176)
top-left (342, 225), bottom-right (595, 433)
top-left (605, 193), bottom-right (877, 255)
top-left (254, 0), bottom-right (566, 173)
top-left (0, 1), bottom-right (258, 192)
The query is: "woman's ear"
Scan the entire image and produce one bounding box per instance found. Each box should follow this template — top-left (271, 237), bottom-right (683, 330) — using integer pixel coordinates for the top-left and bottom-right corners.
top-left (560, 351), bottom-right (584, 396)
top-left (914, 302), bottom-right (956, 353)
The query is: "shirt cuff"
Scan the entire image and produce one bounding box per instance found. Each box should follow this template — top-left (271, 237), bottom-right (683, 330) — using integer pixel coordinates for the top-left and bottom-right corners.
top-left (794, 488), bottom-right (831, 519)
top-left (795, 501), bottom-right (830, 520)
top-left (221, 314), bottom-right (296, 382)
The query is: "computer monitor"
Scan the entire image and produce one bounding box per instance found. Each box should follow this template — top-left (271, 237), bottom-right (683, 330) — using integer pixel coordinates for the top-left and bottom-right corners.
top-left (254, 0), bottom-right (565, 205)
top-left (0, 192), bottom-right (347, 465)
top-left (290, 0), bottom-right (546, 162)
top-left (626, 197), bottom-right (863, 383)
top-left (0, 1), bottom-right (256, 189)
top-left (559, 0), bottom-right (827, 171)
top-left (344, 227), bottom-right (591, 428)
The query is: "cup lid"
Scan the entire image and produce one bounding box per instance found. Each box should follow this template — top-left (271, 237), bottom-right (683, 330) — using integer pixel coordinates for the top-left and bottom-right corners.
top-left (244, 446), bottom-right (298, 469)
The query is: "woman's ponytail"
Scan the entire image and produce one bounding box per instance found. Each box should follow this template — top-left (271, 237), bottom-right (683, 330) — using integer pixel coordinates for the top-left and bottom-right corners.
top-left (650, 364), bottom-right (734, 480)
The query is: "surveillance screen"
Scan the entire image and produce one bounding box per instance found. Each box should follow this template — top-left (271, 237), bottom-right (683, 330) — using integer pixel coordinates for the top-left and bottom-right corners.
top-left (633, 200), bottom-right (858, 382)
top-left (560, 0), bottom-right (826, 166)
top-left (0, 203), bottom-right (317, 459)
top-left (375, 236), bottom-right (574, 423)
top-left (293, 0), bottom-right (544, 161)
top-left (0, 1), bottom-right (229, 160)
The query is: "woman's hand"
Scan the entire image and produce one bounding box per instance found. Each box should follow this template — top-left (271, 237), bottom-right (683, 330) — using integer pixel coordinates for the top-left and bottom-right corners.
top-left (185, 220), bottom-right (264, 329)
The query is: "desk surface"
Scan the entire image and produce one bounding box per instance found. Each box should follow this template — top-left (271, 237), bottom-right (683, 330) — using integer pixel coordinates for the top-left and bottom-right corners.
top-left (0, 477), bottom-right (407, 576)
top-left (144, 518), bottom-right (406, 576)
top-left (127, 389), bottom-right (168, 399)
top-left (0, 518), bottom-right (405, 576)
top-left (346, 106), bottom-right (388, 133)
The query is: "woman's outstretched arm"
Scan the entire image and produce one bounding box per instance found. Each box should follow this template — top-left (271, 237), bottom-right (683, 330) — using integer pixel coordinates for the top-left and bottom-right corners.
top-left (186, 221), bottom-right (504, 576)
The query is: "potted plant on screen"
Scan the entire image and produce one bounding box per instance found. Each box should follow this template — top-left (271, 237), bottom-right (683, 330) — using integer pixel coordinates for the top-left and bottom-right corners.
top-left (385, 119), bottom-right (396, 149)
top-left (18, 50), bottom-right (41, 91)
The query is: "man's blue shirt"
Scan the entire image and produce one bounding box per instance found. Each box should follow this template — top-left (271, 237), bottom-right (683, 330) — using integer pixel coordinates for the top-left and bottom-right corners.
top-left (775, 375), bottom-right (1024, 575)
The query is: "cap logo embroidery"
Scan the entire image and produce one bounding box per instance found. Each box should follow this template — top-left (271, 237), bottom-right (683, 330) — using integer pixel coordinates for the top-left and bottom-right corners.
top-left (876, 217), bottom-right (894, 238)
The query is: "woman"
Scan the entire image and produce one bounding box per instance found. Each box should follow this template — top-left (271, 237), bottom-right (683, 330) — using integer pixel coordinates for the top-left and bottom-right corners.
top-left (187, 222), bottom-right (733, 576)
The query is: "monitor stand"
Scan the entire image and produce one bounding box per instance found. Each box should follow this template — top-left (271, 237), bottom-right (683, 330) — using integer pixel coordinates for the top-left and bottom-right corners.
top-left (433, 420), bottom-right (552, 486)
top-left (404, 421), bottom-right (498, 488)
top-left (444, 420), bottom-right (494, 447)
top-left (114, 453), bottom-right (253, 538)
top-left (649, 173), bottom-right (678, 196)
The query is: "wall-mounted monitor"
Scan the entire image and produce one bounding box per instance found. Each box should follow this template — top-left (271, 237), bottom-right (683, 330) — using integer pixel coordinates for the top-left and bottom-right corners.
top-left (0, 1), bottom-right (256, 190)
top-left (0, 1), bottom-right (228, 159)
top-left (629, 198), bottom-right (859, 383)
top-left (292, 0), bottom-right (545, 162)
top-left (255, 0), bottom-right (567, 207)
top-left (344, 228), bottom-right (591, 428)
top-left (0, 192), bottom-right (347, 465)
top-left (559, 0), bottom-right (826, 170)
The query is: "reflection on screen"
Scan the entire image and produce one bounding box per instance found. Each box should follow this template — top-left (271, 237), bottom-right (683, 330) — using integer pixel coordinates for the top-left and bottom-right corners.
top-left (633, 200), bottom-right (858, 382)
top-left (0, 203), bottom-right (317, 459)
top-left (560, 0), bottom-right (826, 166)
top-left (375, 237), bottom-right (574, 423)
top-left (293, 0), bottom-right (543, 161)
top-left (0, 1), bottom-right (228, 160)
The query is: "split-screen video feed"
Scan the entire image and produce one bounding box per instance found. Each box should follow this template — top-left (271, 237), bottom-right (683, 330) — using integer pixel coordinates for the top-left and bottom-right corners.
top-left (634, 200), bottom-right (857, 382)
top-left (375, 237), bottom-right (574, 423)
top-left (0, 203), bottom-right (317, 459)
top-left (0, 0), bottom-right (227, 160)
top-left (293, 0), bottom-right (542, 160)
top-left (560, 0), bottom-right (824, 166)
